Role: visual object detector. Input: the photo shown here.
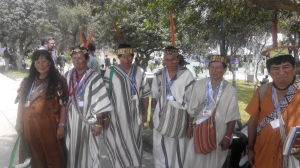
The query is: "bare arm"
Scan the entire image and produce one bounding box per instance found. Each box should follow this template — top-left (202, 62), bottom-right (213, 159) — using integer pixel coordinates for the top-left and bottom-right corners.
top-left (219, 120), bottom-right (236, 150)
top-left (247, 115), bottom-right (258, 165)
top-left (57, 106), bottom-right (66, 139)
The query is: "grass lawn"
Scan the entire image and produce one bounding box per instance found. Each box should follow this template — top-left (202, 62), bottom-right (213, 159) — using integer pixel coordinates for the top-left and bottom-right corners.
top-left (1, 69), bottom-right (28, 80)
top-left (233, 80), bottom-right (257, 124)
top-left (3, 70), bottom-right (28, 79)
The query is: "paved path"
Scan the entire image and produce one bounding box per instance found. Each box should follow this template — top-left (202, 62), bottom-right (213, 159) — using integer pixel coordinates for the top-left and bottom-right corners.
top-left (0, 73), bottom-right (20, 168)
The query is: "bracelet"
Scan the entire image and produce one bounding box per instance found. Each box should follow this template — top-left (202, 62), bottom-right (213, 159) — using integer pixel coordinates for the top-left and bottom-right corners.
top-left (94, 124), bottom-right (102, 128)
top-left (58, 123), bottom-right (65, 127)
top-left (224, 135), bottom-right (232, 141)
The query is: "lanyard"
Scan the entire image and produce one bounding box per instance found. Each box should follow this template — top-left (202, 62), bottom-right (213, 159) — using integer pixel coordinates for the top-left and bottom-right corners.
top-left (75, 70), bottom-right (89, 97)
top-left (26, 82), bottom-right (36, 101)
top-left (205, 78), bottom-right (224, 106)
top-left (165, 68), bottom-right (178, 95)
top-left (271, 87), bottom-right (285, 119)
top-left (119, 65), bottom-right (137, 95)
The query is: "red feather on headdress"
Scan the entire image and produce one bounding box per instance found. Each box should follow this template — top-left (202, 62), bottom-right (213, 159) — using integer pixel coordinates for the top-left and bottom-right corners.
top-left (80, 30), bottom-right (86, 47)
top-left (79, 29), bottom-right (95, 48)
top-left (169, 11), bottom-right (176, 46)
top-left (85, 31), bottom-right (95, 48)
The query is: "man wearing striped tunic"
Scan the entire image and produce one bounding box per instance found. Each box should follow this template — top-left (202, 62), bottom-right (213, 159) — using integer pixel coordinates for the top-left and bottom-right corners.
top-left (151, 46), bottom-right (195, 168)
top-left (104, 44), bottom-right (150, 168)
top-left (65, 46), bottom-right (112, 168)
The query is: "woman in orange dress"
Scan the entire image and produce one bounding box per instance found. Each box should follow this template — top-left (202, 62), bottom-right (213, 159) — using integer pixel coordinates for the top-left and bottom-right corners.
top-left (16, 50), bottom-right (68, 168)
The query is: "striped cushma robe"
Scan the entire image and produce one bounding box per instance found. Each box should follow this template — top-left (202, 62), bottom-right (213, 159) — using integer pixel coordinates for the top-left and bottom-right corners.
top-left (103, 64), bottom-right (151, 168)
top-left (65, 68), bottom-right (112, 168)
top-left (151, 67), bottom-right (195, 168)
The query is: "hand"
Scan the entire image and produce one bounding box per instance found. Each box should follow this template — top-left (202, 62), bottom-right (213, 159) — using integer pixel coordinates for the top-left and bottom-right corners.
top-left (219, 136), bottom-right (231, 150)
top-left (248, 149), bottom-right (255, 165)
top-left (186, 124), bottom-right (194, 139)
top-left (92, 125), bottom-right (102, 136)
top-left (57, 126), bottom-right (65, 139)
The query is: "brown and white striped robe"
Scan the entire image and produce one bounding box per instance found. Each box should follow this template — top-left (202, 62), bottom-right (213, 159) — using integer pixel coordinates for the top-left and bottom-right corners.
top-left (65, 68), bottom-right (112, 168)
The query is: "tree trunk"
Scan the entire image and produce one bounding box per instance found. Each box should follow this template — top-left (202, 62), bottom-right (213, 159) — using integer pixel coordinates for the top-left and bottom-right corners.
top-left (18, 39), bottom-right (25, 70)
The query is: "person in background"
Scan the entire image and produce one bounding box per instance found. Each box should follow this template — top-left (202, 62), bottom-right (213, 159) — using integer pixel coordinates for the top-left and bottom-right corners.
top-left (104, 55), bottom-right (111, 69)
top-left (260, 75), bottom-right (269, 85)
top-left (65, 46), bottom-right (112, 168)
top-left (113, 58), bottom-right (117, 66)
top-left (87, 43), bottom-right (100, 72)
top-left (100, 64), bottom-right (106, 77)
top-left (15, 50), bottom-right (68, 168)
top-left (104, 44), bottom-right (150, 168)
top-left (3, 43), bottom-right (12, 71)
top-left (48, 37), bottom-right (57, 66)
top-left (38, 36), bottom-right (50, 51)
top-left (38, 36), bottom-right (57, 65)
top-left (247, 46), bottom-right (300, 168)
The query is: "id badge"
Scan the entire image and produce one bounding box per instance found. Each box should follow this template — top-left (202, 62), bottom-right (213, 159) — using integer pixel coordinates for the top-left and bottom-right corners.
top-left (196, 116), bottom-right (209, 125)
top-left (270, 119), bottom-right (280, 129)
top-left (202, 109), bottom-right (212, 117)
top-left (25, 101), bottom-right (30, 107)
top-left (167, 95), bottom-right (175, 101)
top-left (131, 94), bottom-right (138, 101)
top-left (78, 101), bottom-right (84, 107)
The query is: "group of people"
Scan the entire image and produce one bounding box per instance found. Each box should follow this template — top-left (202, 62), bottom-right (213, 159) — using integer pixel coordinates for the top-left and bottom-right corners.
top-left (14, 42), bottom-right (300, 168)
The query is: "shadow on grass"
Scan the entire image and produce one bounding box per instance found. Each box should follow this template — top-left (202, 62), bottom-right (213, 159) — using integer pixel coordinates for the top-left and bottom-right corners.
top-left (0, 65), bottom-right (28, 80)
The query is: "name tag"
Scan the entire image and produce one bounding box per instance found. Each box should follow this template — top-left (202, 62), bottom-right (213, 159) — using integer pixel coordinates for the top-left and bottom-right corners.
top-left (270, 119), bottom-right (280, 129)
top-left (196, 116), bottom-right (209, 125)
top-left (131, 94), bottom-right (138, 101)
top-left (78, 101), bottom-right (84, 107)
top-left (167, 95), bottom-right (175, 101)
top-left (25, 101), bottom-right (30, 107)
top-left (202, 109), bottom-right (212, 117)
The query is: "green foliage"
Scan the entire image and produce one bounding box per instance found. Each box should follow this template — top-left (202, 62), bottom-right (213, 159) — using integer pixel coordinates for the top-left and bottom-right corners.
top-left (193, 66), bottom-right (203, 77)
top-left (1, 0), bottom-right (300, 69)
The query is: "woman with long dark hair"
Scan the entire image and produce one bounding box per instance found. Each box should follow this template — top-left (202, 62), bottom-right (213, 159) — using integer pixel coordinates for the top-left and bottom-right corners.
top-left (16, 50), bottom-right (68, 168)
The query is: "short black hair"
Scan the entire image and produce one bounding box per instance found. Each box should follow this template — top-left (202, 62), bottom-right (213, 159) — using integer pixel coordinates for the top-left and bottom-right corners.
top-left (164, 46), bottom-right (178, 50)
top-left (117, 43), bottom-right (134, 57)
top-left (88, 43), bottom-right (96, 52)
top-left (266, 55), bottom-right (295, 72)
top-left (40, 36), bottom-right (54, 45)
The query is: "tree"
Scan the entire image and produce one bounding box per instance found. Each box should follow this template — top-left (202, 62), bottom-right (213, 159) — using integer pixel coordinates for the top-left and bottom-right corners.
top-left (0, 0), bottom-right (52, 69)
top-left (246, 0), bottom-right (300, 12)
